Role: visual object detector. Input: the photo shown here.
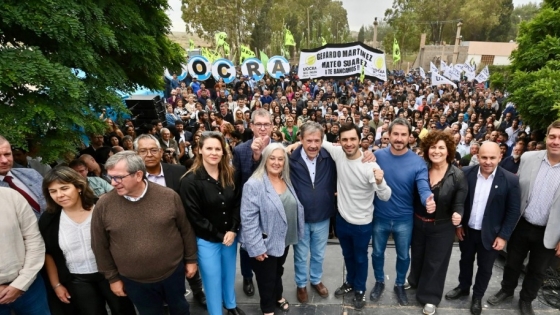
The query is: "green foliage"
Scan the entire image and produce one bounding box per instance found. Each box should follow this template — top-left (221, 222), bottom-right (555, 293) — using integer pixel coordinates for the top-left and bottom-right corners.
top-left (385, 0), bottom-right (514, 44)
top-left (508, 2), bottom-right (542, 40)
top-left (506, 0), bottom-right (560, 132)
top-left (182, 0), bottom-right (350, 57)
top-left (358, 26), bottom-right (366, 42)
top-left (0, 0), bottom-right (184, 162)
top-left (488, 65), bottom-right (512, 91)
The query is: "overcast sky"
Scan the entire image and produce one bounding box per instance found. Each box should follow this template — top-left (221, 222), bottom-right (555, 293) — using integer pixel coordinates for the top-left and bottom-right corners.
top-left (167, 0), bottom-right (542, 32)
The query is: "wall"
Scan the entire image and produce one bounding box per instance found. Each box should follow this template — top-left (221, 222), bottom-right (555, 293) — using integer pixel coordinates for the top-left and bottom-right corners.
top-left (413, 45), bottom-right (469, 70)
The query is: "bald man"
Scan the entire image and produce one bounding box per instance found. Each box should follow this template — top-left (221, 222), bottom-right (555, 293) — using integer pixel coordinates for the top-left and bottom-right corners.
top-left (445, 142), bottom-right (521, 315)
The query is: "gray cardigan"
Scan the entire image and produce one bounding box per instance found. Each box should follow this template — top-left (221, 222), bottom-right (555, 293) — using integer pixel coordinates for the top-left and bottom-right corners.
top-left (240, 173), bottom-right (304, 257)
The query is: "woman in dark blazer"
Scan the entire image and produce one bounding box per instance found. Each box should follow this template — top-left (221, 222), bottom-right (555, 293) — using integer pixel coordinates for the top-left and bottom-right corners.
top-left (39, 166), bottom-right (135, 315)
top-left (240, 143), bottom-right (304, 315)
top-left (179, 131), bottom-right (245, 315)
top-left (407, 130), bottom-right (468, 315)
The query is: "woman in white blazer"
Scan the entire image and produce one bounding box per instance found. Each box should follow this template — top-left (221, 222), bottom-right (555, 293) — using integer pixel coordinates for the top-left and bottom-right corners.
top-left (240, 143), bottom-right (304, 315)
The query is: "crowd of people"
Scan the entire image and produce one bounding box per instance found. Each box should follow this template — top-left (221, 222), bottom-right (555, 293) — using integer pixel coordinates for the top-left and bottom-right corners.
top-left (0, 70), bottom-right (559, 315)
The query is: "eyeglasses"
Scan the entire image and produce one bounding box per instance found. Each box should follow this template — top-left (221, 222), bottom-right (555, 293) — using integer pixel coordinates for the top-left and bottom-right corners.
top-left (107, 173), bottom-right (134, 183)
top-left (254, 123), bottom-right (272, 129)
top-left (137, 148), bottom-right (160, 156)
top-left (431, 125), bottom-right (436, 128)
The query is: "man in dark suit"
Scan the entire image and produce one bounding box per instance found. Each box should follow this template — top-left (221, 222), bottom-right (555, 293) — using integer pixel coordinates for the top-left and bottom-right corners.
top-left (134, 134), bottom-right (206, 308)
top-left (445, 142), bottom-right (521, 315)
top-left (232, 108), bottom-right (274, 297)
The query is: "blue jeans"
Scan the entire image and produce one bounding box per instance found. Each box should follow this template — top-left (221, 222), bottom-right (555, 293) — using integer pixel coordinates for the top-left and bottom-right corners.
top-left (293, 219), bottom-right (330, 288)
top-left (0, 274), bottom-right (51, 315)
top-left (121, 263), bottom-right (190, 315)
top-left (336, 214), bottom-right (373, 292)
top-left (197, 237), bottom-right (238, 315)
top-left (371, 216), bottom-right (413, 286)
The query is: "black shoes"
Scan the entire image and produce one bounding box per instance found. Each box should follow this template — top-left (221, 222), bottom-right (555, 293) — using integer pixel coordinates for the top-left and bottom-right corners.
top-left (334, 282), bottom-right (354, 297)
top-left (193, 290), bottom-right (207, 308)
top-left (445, 286), bottom-right (470, 300)
top-left (243, 278), bottom-right (254, 296)
top-left (487, 289), bottom-right (513, 305)
top-left (353, 291), bottom-right (366, 310)
top-left (470, 297), bottom-right (482, 315)
top-left (394, 285), bottom-right (409, 306)
top-left (519, 300), bottom-right (535, 315)
top-left (369, 282), bottom-right (385, 302)
top-left (226, 307), bottom-right (246, 315)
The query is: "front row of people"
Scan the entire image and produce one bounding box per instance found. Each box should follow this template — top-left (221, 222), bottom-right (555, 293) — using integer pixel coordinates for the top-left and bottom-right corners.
top-left (1, 119), bottom-right (559, 315)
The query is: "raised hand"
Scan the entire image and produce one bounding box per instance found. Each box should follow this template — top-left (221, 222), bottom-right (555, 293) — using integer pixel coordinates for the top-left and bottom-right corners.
top-left (251, 135), bottom-right (270, 161)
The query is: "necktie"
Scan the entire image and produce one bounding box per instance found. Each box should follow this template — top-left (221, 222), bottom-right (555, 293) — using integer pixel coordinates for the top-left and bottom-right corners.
top-left (3, 176), bottom-right (40, 213)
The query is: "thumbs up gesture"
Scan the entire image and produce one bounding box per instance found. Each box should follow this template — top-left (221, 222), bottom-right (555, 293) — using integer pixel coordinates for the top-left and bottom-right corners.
top-left (251, 135), bottom-right (270, 161)
top-left (426, 194), bottom-right (436, 213)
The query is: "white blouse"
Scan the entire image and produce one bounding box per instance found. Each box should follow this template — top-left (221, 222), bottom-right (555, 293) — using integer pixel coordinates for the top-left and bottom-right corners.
top-left (58, 211), bottom-right (98, 274)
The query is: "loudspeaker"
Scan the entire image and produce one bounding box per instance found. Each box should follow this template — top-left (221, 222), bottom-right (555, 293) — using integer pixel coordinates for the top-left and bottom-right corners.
top-left (124, 95), bottom-right (166, 126)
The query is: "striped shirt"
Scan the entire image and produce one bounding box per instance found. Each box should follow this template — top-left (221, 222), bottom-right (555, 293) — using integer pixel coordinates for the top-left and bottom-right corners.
top-left (523, 156), bottom-right (560, 226)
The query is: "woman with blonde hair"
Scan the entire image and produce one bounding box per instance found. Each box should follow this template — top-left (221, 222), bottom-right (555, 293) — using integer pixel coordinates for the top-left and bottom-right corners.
top-left (240, 143), bottom-right (304, 314)
top-left (179, 132), bottom-right (245, 315)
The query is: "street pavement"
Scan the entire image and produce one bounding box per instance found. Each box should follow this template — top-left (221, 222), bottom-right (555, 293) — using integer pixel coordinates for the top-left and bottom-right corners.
top-left (186, 241), bottom-right (558, 315)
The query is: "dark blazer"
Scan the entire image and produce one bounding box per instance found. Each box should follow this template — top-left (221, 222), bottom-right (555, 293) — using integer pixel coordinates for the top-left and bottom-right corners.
top-left (161, 163), bottom-right (187, 192)
top-left (461, 165), bottom-right (521, 251)
top-left (38, 211), bottom-right (74, 284)
top-left (232, 139), bottom-right (259, 187)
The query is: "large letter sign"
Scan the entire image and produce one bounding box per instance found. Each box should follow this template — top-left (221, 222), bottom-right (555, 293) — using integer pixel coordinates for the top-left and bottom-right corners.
top-left (187, 56), bottom-right (212, 81)
top-left (212, 58), bottom-right (236, 84)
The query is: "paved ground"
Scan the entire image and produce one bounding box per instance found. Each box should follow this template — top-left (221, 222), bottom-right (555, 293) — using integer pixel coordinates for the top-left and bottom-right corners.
top-left (186, 241), bottom-right (558, 315)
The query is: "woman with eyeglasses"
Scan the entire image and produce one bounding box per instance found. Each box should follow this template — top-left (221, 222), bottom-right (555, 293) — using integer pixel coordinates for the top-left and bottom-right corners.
top-left (39, 167), bottom-right (136, 315)
top-left (179, 132), bottom-right (245, 315)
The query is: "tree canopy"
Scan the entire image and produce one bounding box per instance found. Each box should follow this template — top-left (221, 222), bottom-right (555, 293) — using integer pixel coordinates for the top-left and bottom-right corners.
top-left (500, 0), bottom-right (560, 132)
top-left (384, 0), bottom-right (515, 52)
top-left (181, 0), bottom-right (351, 57)
top-left (0, 0), bottom-right (184, 162)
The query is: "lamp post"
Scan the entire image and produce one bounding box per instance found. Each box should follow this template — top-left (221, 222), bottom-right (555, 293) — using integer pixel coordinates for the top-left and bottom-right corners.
top-left (373, 17), bottom-right (378, 48)
top-left (307, 7), bottom-right (311, 48)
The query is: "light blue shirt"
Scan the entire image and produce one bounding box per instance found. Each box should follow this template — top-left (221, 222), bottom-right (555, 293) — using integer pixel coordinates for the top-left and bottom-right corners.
top-left (468, 167), bottom-right (497, 230)
top-left (300, 148), bottom-right (317, 185)
top-left (147, 164), bottom-right (166, 188)
top-left (524, 156), bottom-right (560, 226)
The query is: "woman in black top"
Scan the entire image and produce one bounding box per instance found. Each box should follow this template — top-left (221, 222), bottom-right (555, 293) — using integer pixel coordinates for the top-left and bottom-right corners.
top-left (179, 131), bottom-right (244, 315)
top-left (39, 166), bottom-right (135, 315)
top-left (408, 130), bottom-right (468, 315)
